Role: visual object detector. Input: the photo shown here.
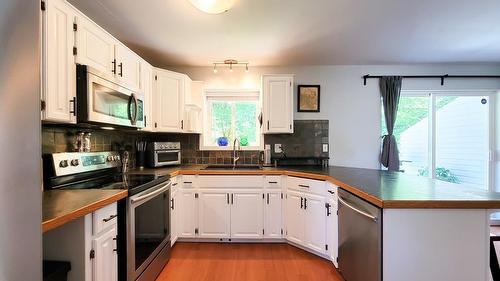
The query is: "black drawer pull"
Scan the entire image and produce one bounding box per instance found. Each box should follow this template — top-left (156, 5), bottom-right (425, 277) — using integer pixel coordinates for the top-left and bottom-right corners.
top-left (327, 190), bottom-right (335, 195)
top-left (184, 181), bottom-right (193, 184)
top-left (268, 181), bottom-right (278, 184)
top-left (298, 184), bottom-right (310, 188)
top-left (102, 214), bottom-right (117, 222)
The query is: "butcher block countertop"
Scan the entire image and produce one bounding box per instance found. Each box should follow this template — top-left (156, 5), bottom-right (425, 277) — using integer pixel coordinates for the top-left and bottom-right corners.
top-left (42, 189), bottom-right (127, 233)
top-left (130, 165), bottom-right (500, 209)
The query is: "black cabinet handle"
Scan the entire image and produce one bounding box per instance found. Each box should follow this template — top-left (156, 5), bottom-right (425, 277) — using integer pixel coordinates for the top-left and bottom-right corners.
top-left (304, 198), bottom-right (307, 209)
top-left (181, 120), bottom-right (184, 130)
top-left (267, 193), bottom-right (269, 204)
top-left (172, 183), bottom-right (178, 186)
top-left (171, 198), bottom-right (174, 210)
top-left (327, 190), bottom-right (335, 195)
top-left (267, 120), bottom-right (270, 130)
top-left (227, 193), bottom-right (229, 204)
top-left (298, 184), bottom-right (310, 188)
top-left (69, 97), bottom-right (76, 116)
top-left (300, 197), bottom-right (303, 209)
top-left (268, 181), bottom-right (278, 184)
top-left (112, 59), bottom-right (116, 74)
top-left (325, 203), bottom-right (331, 216)
top-left (118, 62), bottom-right (123, 77)
top-left (103, 214), bottom-right (117, 222)
top-left (183, 181), bottom-right (192, 184)
top-left (231, 193), bottom-right (234, 205)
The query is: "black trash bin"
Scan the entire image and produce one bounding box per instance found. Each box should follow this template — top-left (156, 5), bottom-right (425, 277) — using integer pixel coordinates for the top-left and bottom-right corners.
top-left (43, 261), bottom-right (71, 281)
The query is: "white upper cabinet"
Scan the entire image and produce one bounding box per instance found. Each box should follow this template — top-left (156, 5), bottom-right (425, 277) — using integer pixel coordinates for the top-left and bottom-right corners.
top-left (230, 190), bottom-right (264, 239)
top-left (140, 60), bottom-right (154, 131)
top-left (41, 0), bottom-right (77, 123)
top-left (115, 43), bottom-right (141, 90)
top-left (75, 15), bottom-right (115, 75)
top-left (183, 80), bottom-right (203, 133)
top-left (153, 69), bottom-right (185, 132)
top-left (262, 74), bottom-right (294, 134)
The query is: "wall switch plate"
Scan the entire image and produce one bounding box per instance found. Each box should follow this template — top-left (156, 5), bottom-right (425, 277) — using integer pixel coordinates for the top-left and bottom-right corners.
top-left (274, 144), bottom-right (282, 153)
top-left (322, 144), bottom-right (329, 153)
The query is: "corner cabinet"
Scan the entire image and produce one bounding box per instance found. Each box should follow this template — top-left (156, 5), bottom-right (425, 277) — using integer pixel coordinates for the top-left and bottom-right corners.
top-left (153, 69), bottom-right (186, 132)
top-left (41, 0), bottom-right (77, 123)
top-left (262, 74), bottom-right (294, 134)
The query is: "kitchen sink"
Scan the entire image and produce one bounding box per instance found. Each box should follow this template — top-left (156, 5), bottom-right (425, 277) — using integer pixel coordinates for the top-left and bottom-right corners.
top-left (202, 164), bottom-right (263, 170)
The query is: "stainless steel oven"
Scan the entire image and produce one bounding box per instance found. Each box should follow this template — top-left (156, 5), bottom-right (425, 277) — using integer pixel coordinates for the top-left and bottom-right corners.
top-left (77, 65), bottom-right (145, 129)
top-left (146, 142), bottom-right (181, 167)
top-left (127, 181), bottom-right (171, 281)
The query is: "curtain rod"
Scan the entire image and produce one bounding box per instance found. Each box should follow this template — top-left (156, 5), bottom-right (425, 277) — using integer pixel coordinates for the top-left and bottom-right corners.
top-left (362, 74), bottom-right (500, 86)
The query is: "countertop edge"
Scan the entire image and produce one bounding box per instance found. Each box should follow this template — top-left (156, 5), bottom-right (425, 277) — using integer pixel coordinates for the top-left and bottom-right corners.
top-left (42, 190), bottom-right (128, 233)
top-left (168, 169), bottom-right (500, 209)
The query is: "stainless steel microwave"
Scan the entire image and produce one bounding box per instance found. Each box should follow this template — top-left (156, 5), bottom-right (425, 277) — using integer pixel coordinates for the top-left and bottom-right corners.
top-left (76, 65), bottom-right (144, 129)
top-left (146, 142), bottom-right (182, 167)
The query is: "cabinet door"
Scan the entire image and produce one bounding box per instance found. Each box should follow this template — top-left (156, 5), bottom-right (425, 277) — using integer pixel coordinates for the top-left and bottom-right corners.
top-left (140, 61), bottom-right (154, 131)
top-left (92, 226), bottom-right (117, 281)
top-left (286, 191), bottom-right (304, 245)
top-left (304, 194), bottom-right (327, 253)
top-left (170, 189), bottom-right (178, 246)
top-left (42, 0), bottom-right (76, 123)
top-left (327, 199), bottom-right (338, 267)
top-left (230, 190), bottom-right (264, 239)
top-left (265, 191), bottom-right (283, 239)
top-left (198, 190), bottom-right (230, 238)
top-left (179, 190), bottom-right (197, 238)
top-left (154, 69), bottom-right (184, 132)
top-left (263, 75), bottom-right (293, 133)
top-left (115, 44), bottom-right (141, 90)
top-left (75, 15), bottom-right (115, 75)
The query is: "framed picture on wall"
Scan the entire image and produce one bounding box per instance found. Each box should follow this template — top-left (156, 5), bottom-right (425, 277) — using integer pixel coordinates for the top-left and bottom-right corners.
top-left (297, 85), bottom-right (320, 112)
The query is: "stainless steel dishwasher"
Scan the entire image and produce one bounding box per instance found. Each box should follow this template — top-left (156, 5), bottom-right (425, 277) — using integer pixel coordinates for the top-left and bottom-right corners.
top-left (338, 189), bottom-right (382, 281)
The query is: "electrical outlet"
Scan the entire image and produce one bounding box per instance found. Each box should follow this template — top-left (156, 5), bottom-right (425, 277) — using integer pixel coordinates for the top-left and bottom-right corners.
top-left (274, 144), bottom-right (282, 153)
top-left (322, 144), bottom-right (329, 153)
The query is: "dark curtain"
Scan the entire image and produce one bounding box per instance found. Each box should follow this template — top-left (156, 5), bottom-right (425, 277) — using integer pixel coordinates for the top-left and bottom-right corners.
top-left (379, 76), bottom-right (402, 171)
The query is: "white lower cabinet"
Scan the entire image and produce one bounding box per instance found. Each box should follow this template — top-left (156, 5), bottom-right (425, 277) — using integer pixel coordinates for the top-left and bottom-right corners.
top-left (43, 203), bottom-right (118, 281)
top-left (198, 190), bottom-right (231, 238)
top-left (230, 190), bottom-right (264, 239)
top-left (170, 185), bottom-right (179, 245)
top-left (264, 191), bottom-right (283, 239)
top-left (92, 226), bottom-right (118, 281)
top-left (303, 193), bottom-right (327, 253)
top-left (285, 191), bottom-right (305, 245)
top-left (179, 189), bottom-right (197, 238)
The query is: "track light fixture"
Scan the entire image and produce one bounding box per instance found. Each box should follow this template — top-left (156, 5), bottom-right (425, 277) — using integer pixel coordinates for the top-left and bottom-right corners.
top-left (212, 59), bottom-right (249, 74)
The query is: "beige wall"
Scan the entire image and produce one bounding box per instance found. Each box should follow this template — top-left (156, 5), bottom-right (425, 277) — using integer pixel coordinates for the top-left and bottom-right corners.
top-left (169, 64), bottom-right (500, 171)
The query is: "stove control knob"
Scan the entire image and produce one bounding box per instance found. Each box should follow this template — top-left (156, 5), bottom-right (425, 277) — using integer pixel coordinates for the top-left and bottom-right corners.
top-left (70, 159), bottom-right (79, 166)
top-left (59, 160), bottom-right (69, 168)
top-left (107, 156), bottom-right (114, 162)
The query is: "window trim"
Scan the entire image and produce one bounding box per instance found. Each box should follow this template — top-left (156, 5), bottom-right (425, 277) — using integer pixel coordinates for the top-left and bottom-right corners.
top-left (200, 89), bottom-right (263, 151)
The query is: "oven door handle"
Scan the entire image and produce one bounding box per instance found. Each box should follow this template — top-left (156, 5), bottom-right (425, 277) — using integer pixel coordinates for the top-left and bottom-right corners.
top-left (130, 182), bottom-right (170, 204)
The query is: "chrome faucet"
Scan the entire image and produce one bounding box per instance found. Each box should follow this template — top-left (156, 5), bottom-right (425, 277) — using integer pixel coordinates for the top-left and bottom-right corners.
top-left (233, 138), bottom-right (241, 168)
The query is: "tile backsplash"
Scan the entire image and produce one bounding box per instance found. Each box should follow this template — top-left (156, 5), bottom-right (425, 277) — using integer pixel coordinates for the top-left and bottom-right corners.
top-left (41, 120), bottom-right (329, 168)
top-left (42, 125), bottom-right (140, 167)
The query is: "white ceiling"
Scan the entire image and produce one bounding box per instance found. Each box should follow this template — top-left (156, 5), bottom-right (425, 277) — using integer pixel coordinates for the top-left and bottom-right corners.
top-left (69, 0), bottom-right (500, 66)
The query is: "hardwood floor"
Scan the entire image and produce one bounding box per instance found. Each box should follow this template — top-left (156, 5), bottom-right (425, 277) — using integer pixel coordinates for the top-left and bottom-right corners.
top-left (156, 242), bottom-right (344, 281)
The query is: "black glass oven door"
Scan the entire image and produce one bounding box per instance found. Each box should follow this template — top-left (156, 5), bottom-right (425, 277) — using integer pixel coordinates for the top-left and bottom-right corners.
top-left (133, 188), bottom-right (170, 270)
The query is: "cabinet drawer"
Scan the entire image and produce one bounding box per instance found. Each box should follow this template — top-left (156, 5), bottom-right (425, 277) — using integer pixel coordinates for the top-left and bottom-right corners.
top-left (93, 202), bottom-right (117, 235)
top-left (181, 175), bottom-right (196, 188)
top-left (287, 176), bottom-right (325, 196)
top-left (265, 176), bottom-right (282, 188)
top-left (198, 175), bottom-right (263, 188)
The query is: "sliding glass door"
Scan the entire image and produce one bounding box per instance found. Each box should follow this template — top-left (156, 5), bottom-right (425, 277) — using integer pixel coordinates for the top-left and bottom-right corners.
top-left (382, 91), bottom-right (494, 190)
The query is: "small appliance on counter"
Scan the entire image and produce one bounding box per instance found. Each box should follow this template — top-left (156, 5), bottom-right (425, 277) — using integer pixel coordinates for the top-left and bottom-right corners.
top-left (146, 142), bottom-right (181, 167)
top-left (43, 151), bottom-right (172, 281)
top-left (262, 144), bottom-right (273, 167)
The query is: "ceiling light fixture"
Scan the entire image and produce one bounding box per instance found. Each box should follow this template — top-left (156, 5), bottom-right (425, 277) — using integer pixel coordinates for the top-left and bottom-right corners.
top-left (188, 0), bottom-right (236, 14)
top-left (212, 59), bottom-right (249, 74)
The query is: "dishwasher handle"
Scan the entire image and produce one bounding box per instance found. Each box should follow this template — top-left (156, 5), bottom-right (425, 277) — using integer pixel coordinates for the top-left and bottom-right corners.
top-left (338, 197), bottom-right (378, 222)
